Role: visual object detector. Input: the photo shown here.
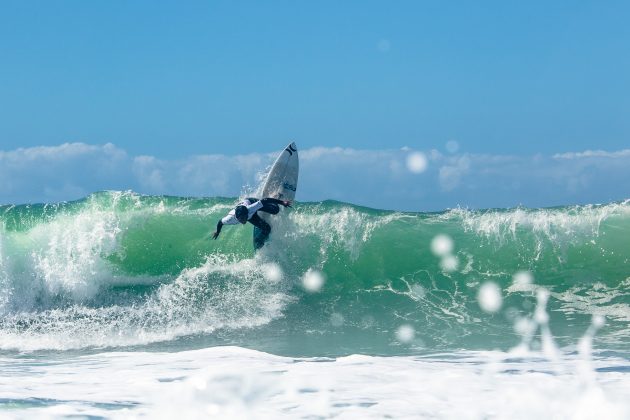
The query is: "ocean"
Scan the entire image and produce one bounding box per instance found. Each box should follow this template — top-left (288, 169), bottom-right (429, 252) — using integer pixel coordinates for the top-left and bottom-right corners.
top-left (0, 191), bottom-right (629, 418)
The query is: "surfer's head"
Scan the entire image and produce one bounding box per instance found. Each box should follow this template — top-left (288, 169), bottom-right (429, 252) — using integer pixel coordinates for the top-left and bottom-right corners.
top-left (235, 205), bottom-right (248, 224)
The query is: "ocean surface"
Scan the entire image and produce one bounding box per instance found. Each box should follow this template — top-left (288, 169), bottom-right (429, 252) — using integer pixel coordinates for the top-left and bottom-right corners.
top-left (0, 191), bottom-right (629, 418)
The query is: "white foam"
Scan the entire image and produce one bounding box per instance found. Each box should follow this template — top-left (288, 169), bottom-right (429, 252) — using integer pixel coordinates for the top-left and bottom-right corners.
top-left (0, 254), bottom-right (292, 351)
top-left (27, 204), bottom-right (121, 300)
top-left (448, 202), bottom-right (630, 254)
top-left (286, 205), bottom-right (404, 260)
top-left (0, 347), bottom-right (628, 419)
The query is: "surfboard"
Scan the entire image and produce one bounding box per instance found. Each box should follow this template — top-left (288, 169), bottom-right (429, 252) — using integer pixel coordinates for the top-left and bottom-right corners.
top-left (253, 142), bottom-right (299, 249)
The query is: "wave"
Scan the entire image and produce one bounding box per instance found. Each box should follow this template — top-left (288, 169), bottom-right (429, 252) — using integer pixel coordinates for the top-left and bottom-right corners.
top-left (0, 191), bottom-right (628, 354)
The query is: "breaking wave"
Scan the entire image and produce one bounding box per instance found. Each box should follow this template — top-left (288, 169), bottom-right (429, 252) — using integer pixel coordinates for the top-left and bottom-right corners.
top-left (0, 191), bottom-right (628, 355)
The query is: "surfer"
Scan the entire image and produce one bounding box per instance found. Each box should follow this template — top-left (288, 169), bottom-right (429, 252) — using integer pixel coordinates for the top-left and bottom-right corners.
top-left (212, 197), bottom-right (292, 249)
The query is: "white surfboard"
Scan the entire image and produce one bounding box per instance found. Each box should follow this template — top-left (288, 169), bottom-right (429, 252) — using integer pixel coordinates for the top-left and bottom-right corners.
top-left (259, 142), bottom-right (299, 201)
top-left (253, 142), bottom-right (299, 248)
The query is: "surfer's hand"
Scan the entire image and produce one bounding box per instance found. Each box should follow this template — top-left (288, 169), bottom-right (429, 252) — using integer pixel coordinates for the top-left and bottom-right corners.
top-left (212, 231), bottom-right (220, 240)
top-left (282, 200), bottom-right (292, 208)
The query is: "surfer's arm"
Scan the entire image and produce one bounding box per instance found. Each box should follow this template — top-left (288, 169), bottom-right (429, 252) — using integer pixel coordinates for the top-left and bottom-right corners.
top-left (261, 197), bottom-right (292, 208)
top-left (213, 214), bottom-right (239, 239)
top-left (246, 200), bottom-right (264, 213)
top-left (212, 221), bottom-right (223, 239)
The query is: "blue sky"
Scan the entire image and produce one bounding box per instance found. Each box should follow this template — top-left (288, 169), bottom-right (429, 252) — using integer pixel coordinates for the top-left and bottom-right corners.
top-left (1, 1), bottom-right (629, 209)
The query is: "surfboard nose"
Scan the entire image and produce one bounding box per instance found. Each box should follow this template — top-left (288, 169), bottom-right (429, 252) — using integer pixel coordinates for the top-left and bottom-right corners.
top-left (285, 142), bottom-right (297, 155)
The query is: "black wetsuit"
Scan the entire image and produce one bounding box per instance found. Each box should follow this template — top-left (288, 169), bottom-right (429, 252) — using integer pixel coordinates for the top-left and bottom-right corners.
top-left (246, 197), bottom-right (281, 249)
top-left (215, 197), bottom-right (284, 249)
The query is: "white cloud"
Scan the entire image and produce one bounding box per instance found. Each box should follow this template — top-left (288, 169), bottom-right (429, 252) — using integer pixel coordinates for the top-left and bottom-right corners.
top-left (133, 156), bottom-right (166, 192)
top-left (0, 143), bottom-right (130, 202)
top-left (0, 143), bottom-right (109, 162)
top-left (553, 149), bottom-right (630, 159)
top-left (1, 143), bottom-right (629, 211)
top-left (438, 155), bottom-right (471, 191)
top-left (301, 147), bottom-right (360, 161)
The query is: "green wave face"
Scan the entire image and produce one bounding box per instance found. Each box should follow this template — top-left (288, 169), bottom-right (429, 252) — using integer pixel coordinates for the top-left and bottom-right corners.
top-left (0, 191), bottom-right (628, 356)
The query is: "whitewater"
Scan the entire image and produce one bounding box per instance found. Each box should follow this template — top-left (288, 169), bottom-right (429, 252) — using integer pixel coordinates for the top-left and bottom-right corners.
top-left (0, 191), bottom-right (629, 418)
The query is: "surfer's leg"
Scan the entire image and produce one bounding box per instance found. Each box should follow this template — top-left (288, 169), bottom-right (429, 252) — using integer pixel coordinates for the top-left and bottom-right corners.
top-left (249, 213), bottom-right (271, 249)
top-left (249, 213), bottom-right (271, 234)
